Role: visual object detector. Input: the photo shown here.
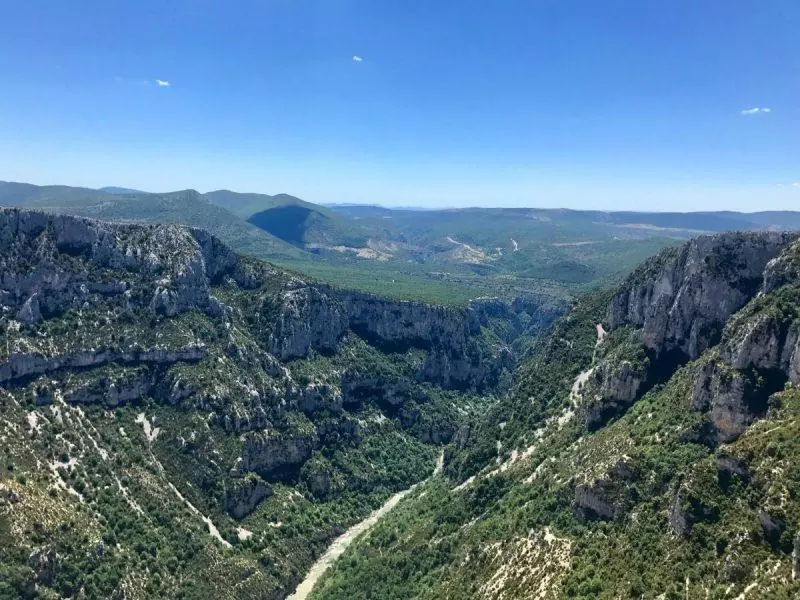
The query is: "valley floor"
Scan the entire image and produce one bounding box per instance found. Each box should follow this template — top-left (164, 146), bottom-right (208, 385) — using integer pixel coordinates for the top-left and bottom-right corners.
top-left (288, 452), bottom-right (444, 599)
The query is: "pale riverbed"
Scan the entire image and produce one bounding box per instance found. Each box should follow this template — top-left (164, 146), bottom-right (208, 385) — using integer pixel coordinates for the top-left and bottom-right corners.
top-left (287, 451), bottom-right (444, 600)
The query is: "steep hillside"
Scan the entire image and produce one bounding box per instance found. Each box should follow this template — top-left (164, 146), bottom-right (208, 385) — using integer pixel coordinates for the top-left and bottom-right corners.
top-left (310, 232), bottom-right (800, 600)
top-left (206, 190), bottom-right (370, 250)
top-left (0, 208), bottom-right (534, 599)
top-left (248, 205), bottom-right (369, 250)
top-left (205, 190), bottom-right (321, 220)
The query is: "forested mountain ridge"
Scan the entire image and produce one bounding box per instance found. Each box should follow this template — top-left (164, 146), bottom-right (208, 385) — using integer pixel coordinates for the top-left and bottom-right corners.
top-left (10, 180), bottom-right (800, 309)
top-left (0, 182), bottom-right (304, 261)
top-left (0, 181), bottom-right (670, 306)
top-left (0, 208), bottom-right (554, 599)
top-left (311, 231), bottom-right (800, 599)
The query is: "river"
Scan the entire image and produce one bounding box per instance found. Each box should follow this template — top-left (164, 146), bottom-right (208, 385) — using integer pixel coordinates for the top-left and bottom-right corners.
top-left (287, 451), bottom-right (444, 600)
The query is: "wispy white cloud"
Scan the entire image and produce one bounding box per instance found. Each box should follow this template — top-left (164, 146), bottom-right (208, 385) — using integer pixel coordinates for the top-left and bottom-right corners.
top-left (114, 76), bottom-right (171, 87)
top-left (352, 55), bottom-right (363, 63)
top-left (741, 107), bottom-right (771, 115)
top-left (792, 182), bottom-right (800, 188)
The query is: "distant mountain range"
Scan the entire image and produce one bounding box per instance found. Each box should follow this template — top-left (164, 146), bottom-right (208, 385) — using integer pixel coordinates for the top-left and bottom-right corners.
top-left (3, 179), bottom-right (799, 304)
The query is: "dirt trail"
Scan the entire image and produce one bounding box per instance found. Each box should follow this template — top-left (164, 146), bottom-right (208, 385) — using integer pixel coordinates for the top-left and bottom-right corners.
top-left (287, 451), bottom-right (444, 600)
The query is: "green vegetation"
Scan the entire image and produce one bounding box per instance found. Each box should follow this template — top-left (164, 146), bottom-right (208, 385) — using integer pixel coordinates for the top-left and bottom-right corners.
top-left (3, 188), bottom-right (800, 599)
top-left (310, 243), bottom-right (800, 599)
top-left (0, 211), bottom-right (504, 599)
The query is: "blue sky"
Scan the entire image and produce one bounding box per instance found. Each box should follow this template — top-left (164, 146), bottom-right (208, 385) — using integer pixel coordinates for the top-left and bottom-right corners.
top-left (0, 0), bottom-right (798, 210)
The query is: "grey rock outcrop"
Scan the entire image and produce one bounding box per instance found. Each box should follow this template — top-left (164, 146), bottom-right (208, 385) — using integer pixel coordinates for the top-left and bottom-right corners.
top-left (16, 294), bottom-right (42, 324)
top-left (690, 259), bottom-right (800, 442)
top-left (345, 290), bottom-right (508, 390)
top-left (759, 510), bottom-right (787, 549)
top-left (265, 284), bottom-right (511, 391)
top-left (225, 474), bottom-right (272, 519)
top-left (763, 238), bottom-right (800, 294)
top-left (793, 534), bottom-right (800, 580)
top-left (65, 371), bottom-right (154, 407)
top-left (583, 359), bottom-right (647, 430)
top-left (297, 382), bottom-right (343, 414)
top-left (267, 286), bottom-right (348, 360)
top-left (608, 232), bottom-right (794, 360)
top-left (302, 463), bottom-right (335, 498)
top-left (27, 546), bottom-right (58, 586)
top-left (0, 208), bottom-right (237, 323)
top-left (235, 431), bottom-right (317, 478)
top-left (574, 461), bottom-right (637, 522)
top-left (0, 345), bottom-right (205, 385)
top-left (691, 363), bottom-right (763, 443)
top-left (669, 485), bottom-right (717, 537)
top-left (574, 482), bottom-right (616, 521)
top-left (716, 453), bottom-right (749, 489)
top-left (586, 232), bottom-right (797, 431)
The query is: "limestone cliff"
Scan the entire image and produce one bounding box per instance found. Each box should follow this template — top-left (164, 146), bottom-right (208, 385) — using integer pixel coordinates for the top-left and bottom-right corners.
top-left (582, 232), bottom-right (797, 430)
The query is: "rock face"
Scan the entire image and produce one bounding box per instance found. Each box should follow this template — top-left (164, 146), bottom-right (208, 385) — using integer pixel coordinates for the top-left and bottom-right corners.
top-left (691, 259), bottom-right (800, 442)
top-left (759, 510), bottom-right (787, 550)
top-left (574, 482), bottom-right (616, 521)
top-left (669, 485), bottom-right (717, 538)
top-left (265, 285), bottom-right (514, 391)
top-left (346, 291), bottom-right (509, 391)
top-left (584, 232), bottom-right (798, 431)
top-left (0, 208), bottom-right (236, 324)
top-left (27, 546), bottom-right (58, 586)
top-left (793, 535), bottom-right (800, 581)
top-left (715, 453), bottom-right (749, 489)
top-left (763, 238), bottom-right (800, 294)
top-left (64, 370), bottom-right (154, 407)
top-left (583, 359), bottom-right (647, 431)
top-left (267, 285), bottom-right (349, 360)
top-left (0, 346), bottom-right (206, 385)
top-left (236, 431), bottom-right (317, 479)
top-left (225, 474), bottom-right (272, 519)
top-left (607, 232), bottom-right (794, 360)
top-left (574, 461), bottom-right (637, 522)
top-left (302, 462), bottom-right (335, 498)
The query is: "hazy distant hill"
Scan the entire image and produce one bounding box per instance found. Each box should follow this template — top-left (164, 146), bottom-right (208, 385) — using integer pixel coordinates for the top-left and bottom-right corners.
top-left (99, 186), bottom-right (149, 195)
top-left (0, 181), bottom-right (109, 207)
top-left (206, 189), bottom-right (370, 248)
top-left (0, 181), bottom-right (304, 260)
top-left (205, 189), bottom-right (316, 219)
